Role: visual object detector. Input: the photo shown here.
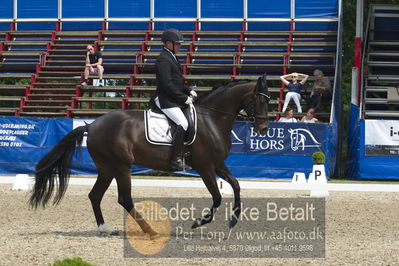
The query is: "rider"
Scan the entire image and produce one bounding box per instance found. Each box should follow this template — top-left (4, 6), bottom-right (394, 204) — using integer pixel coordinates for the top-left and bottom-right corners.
top-left (154, 28), bottom-right (197, 171)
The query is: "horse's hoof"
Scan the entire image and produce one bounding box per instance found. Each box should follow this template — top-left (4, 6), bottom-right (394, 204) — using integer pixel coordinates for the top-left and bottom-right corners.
top-left (98, 223), bottom-right (119, 235)
top-left (229, 217), bottom-right (238, 229)
top-left (110, 230), bottom-right (120, 236)
top-left (148, 232), bottom-right (160, 240)
top-left (191, 219), bottom-right (202, 229)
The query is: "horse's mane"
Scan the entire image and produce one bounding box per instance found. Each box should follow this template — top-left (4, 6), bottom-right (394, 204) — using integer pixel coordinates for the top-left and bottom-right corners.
top-left (195, 79), bottom-right (253, 104)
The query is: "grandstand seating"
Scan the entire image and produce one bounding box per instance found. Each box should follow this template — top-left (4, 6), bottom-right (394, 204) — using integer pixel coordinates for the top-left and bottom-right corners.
top-left (0, 26), bottom-right (337, 120)
top-left (363, 5), bottom-right (399, 118)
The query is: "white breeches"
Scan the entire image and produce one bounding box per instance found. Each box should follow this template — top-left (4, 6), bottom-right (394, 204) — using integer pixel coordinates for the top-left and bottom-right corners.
top-left (282, 92), bottom-right (302, 113)
top-left (155, 97), bottom-right (188, 131)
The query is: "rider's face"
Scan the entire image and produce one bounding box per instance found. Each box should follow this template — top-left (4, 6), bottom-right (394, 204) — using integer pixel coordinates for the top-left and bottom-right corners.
top-left (173, 42), bottom-right (181, 52)
top-left (166, 41), bottom-right (181, 52)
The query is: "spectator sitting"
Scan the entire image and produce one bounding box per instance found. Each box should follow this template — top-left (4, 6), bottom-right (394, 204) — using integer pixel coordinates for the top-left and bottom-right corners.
top-left (81, 45), bottom-right (104, 87)
top-left (310, 69), bottom-right (331, 111)
top-left (279, 107), bottom-right (298, 123)
top-left (280, 72), bottom-right (309, 114)
top-left (300, 108), bottom-right (319, 123)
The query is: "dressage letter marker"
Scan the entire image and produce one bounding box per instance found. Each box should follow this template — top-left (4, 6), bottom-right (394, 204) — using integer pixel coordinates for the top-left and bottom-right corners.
top-left (308, 165), bottom-right (329, 197)
top-left (12, 174), bottom-right (32, 190)
top-left (291, 172), bottom-right (307, 184)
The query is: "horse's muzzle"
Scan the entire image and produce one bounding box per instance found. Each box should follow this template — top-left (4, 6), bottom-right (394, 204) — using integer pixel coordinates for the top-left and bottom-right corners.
top-left (254, 121), bottom-right (268, 136)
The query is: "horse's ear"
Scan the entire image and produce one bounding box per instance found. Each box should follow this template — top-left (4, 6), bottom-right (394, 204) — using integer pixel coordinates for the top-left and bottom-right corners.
top-left (262, 74), bottom-right (268, 89)
top-left (256, 74), bottom-right (270, 99)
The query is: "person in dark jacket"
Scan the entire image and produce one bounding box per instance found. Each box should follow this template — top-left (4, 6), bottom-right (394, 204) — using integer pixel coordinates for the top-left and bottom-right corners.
top-left (154, 28), bottom-right (197, 171)
top-left (310, 69), bottom-right (332, 111)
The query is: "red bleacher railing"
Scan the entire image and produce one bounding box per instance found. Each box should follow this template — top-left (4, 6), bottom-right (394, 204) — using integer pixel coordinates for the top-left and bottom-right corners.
top-left (0, 42), bottom-right (3, 62)
top-left (0, 18), bottom-right (338, 118)
top-left (18, 32), bottom-right (55, 116)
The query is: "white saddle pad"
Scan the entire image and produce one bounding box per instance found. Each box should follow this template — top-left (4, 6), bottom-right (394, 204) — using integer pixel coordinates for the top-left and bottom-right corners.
top-left (144, 105), bottom-right (197, 146)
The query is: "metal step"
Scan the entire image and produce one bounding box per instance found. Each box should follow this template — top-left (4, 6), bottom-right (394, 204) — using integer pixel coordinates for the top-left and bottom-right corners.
top-left (46, 54), bottom-right (86, 59)
top-left (368, 61), bottom-right (399, 67)
top-left (67, 108), bottom-right (116, 117)
top-left (48, 49), bottom-right (86, 54)
top-left (364, 110), bottom-right (399, 118)
top-left (45, 60), bottom-right (85, 65)
top-left (22, 105), bottom-right (69, 110)
top-left (53, 39), bottom-right (97, 43)
top-left (365, 86), bottom-right (391, 92)
top-left (56, 31), bottom-right (99, 37)
top-left (35, 76), bottom-right (80, 81)
top-left (25, 99), bottom-right (71, 105)
top-left (6, 30), bottom-right (53, 37)
top-left (367, 75), bottom-right (399, 82)
top-left (27, 93), bottom-right (75, 98)
top-left (38, 71), bottom-right (83, 76)
top-left (0, 107), bottom-right (18, 115)
top-left (3, 41), bottom-right (47, 46)
top-left (32, 83), bottom-right (78, 87)
top-left (40, 66), bottom-right (84, 70)
top-left (370, 41), bottom-right (399, 47)
top-left (19, 111), bottom-right (67, 117)
top-left (368, 51), bottom-right (399, 57)
top-left (30, 88), bottom-right (76, 94)
top-left (52, 44), bottom-right (88, 48)
top-left (364, 98), bottom-right (392, 104)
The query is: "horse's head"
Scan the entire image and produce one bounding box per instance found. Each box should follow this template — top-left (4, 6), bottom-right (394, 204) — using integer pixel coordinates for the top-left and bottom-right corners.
top-left (243, 75), bottom-right (270, 135)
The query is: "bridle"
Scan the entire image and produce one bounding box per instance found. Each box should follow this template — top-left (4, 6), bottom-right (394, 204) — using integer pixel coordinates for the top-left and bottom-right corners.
top-left (197, 90), bottom-right (270, 123)
top-left (240, 92), bottom-right (270, 123)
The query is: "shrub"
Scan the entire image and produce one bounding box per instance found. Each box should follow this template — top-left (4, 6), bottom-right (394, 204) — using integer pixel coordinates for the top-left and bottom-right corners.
top-left (312, 152), bottom-right (326, 165)
top-left (52, 257), bottom-right (94, 266)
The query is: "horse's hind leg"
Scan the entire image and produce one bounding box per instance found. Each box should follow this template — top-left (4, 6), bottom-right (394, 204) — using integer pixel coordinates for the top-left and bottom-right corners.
top-left (216, 163), bottom-right (241, 229)
top-left (88, 172), bottom-right (117, 234)
top-left (192, 168), bottom-right (222, 229)
top-left (115, 165), bottom-right (157, 238)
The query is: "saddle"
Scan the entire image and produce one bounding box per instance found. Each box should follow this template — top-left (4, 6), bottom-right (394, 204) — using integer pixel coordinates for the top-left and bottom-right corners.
top-left (144, 105), bottom-right (197, 146)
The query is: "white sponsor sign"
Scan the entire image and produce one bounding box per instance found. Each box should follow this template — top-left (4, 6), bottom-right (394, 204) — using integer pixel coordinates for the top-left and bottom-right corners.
top-left (365, 120), bottom-right (399, 156)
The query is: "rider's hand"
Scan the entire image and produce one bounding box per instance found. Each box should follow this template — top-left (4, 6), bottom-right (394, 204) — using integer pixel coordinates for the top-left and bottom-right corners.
top-left (190, 90), bottom-right (197, 98)
top-left (185, 96), bottom-right (193, 105)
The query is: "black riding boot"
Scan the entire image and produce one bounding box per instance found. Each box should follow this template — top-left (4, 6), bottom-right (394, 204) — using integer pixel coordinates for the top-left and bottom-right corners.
top-left (171, 125), bottom-right (191, 171)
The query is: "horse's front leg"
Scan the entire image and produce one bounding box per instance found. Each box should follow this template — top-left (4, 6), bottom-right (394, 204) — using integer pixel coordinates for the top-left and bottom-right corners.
top-left (192, 169), bottom-right (222, 229)
top-left (216, 163), bottom-right (241, 228)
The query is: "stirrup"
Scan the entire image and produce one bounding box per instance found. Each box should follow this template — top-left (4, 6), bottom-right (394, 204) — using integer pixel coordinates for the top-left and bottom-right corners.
top-left (172, 158), bottom-right (192, 171)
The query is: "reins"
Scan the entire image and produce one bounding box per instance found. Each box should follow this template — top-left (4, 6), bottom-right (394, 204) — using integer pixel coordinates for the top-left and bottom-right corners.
top-left (194, 77), bottom-right (270, 122)
top-left (196, 104), bottom-right (237, 119)
top-left (195, 93), bottom-right (269, 122)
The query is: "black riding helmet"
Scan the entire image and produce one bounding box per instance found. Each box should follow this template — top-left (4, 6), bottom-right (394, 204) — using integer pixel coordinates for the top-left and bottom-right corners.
top-left (161, 28), bottom-right (184, 43)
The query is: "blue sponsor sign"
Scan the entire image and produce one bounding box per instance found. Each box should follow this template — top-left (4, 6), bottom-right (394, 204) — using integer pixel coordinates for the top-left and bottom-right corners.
top-left (231, 121), bottom-right (327, 156)
top-left (0, 117), bottom-right (330, 178)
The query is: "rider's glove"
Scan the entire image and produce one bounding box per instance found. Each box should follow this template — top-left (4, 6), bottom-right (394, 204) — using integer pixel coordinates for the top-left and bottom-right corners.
top-left (190, 90), bottom-right (197, 98)
top-left (185, 96), bottom-right (193, 105)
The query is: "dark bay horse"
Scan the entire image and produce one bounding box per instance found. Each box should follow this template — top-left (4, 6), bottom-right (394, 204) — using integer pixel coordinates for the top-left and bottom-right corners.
top-left (30, 76), bottom-right (270, 236)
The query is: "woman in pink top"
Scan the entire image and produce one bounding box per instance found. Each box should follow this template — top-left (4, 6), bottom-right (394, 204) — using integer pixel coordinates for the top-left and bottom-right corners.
top-left (300, 108), bottom-right (319, 123)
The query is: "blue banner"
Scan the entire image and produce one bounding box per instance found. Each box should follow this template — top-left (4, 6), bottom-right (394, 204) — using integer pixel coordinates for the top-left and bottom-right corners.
top-left (231, 121), bottom-right (326, 155)
top-left (0, 117), bottom-right (331, 179)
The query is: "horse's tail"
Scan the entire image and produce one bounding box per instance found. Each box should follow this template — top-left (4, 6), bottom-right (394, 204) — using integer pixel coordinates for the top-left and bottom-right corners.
top-left (29, 125), bottom-right (89, 208)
